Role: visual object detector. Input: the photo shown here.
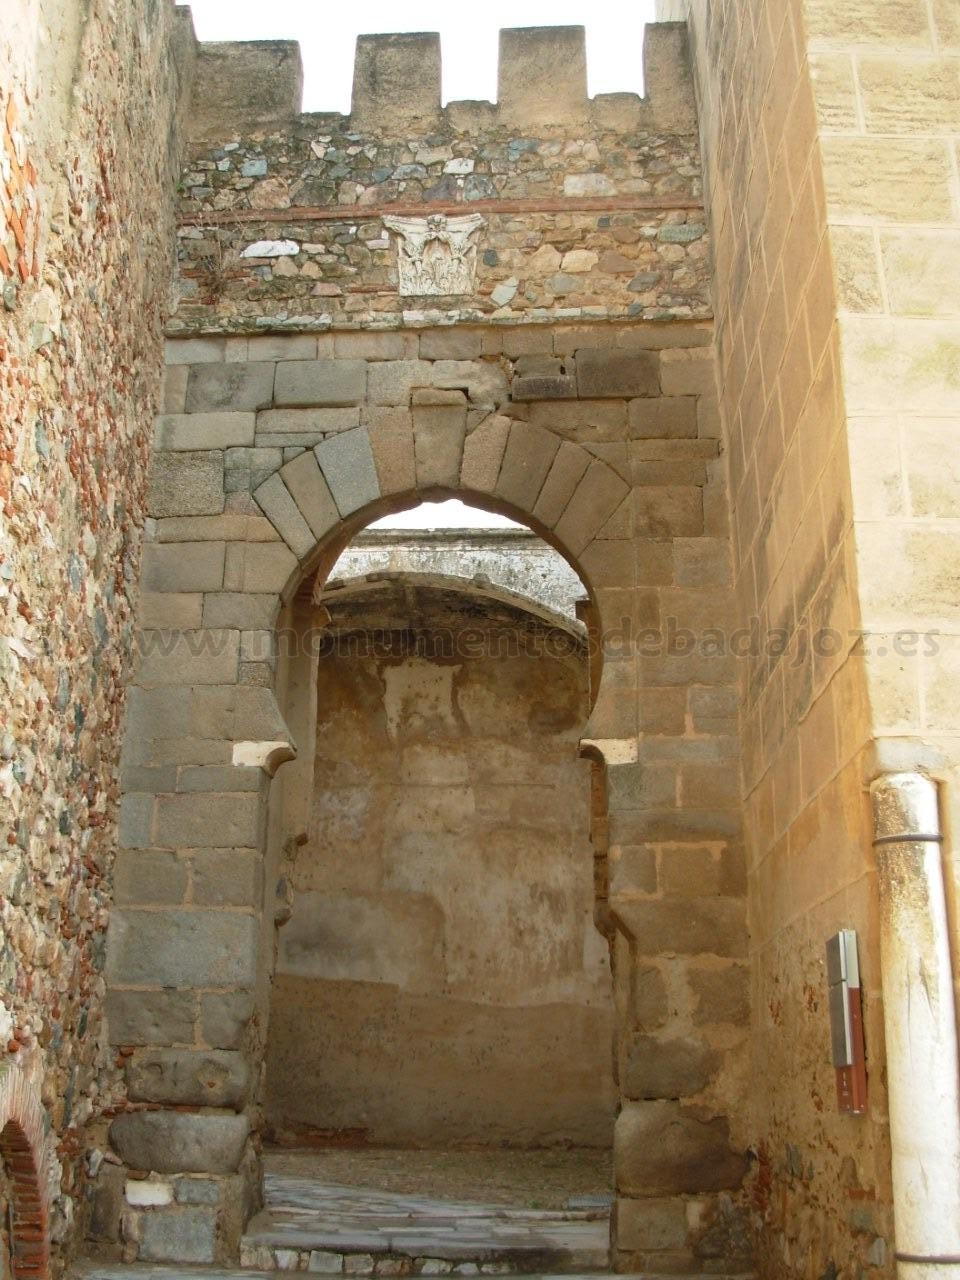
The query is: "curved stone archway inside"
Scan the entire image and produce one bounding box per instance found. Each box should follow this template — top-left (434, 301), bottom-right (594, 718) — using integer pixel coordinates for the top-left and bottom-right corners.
top-left (106, 326), bottom-right (750, 1272)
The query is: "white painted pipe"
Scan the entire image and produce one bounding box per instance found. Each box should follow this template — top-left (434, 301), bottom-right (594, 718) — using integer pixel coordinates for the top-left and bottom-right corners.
top-left (871, 772), bottom-right (960, 1279)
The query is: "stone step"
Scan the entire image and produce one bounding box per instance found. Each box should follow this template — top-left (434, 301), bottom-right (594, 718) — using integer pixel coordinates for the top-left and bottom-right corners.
top-left (239, 1176), bottom-right (610, 1276)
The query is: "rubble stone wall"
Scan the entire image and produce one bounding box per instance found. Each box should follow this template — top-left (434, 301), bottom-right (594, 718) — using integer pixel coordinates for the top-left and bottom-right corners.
top-left (0, 0), bottom-right (192, 1264)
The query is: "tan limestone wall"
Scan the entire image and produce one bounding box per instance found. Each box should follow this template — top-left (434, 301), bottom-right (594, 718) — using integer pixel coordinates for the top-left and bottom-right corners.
top-left (0, 0), bottom-right (192, 1260)
top-left (805, 0), bottom-right (960, 1006)
top-left (656, 2), bottom-right (892, 1275)
top-left (266, 602), bottom-right (616, 1148)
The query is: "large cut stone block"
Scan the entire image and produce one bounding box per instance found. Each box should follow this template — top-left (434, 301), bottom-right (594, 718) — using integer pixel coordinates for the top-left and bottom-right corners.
top-left (201, 991), bottom-right (256, 1049)
top-left (615, 1102), bottom-right (748, 1195)
top-left (110, 1111), bottom-right (250, 1175)
top-left (553, 461), bottom-right (630, 555)
top-left (125, 1049), bottom-right (251, 1109)
top-left (616, 1196), bottom-right (688, 1252)
top-left (576, 348), bottom-right (660, 398)
top-left (495, 422), bottom-right (562, 512)
top-left (498, 26), bottom-right (588, 128)
top-left (133, 628), bottom-right (240, 688)
top-left (253, 472), bottom-right (315, 560)
top-left (148, 451), bottom-right (224, 517)
top-left (315, 428), bottom-right (380, 516)
top-left (154, 791), bottom-right (264, 849)
top-left (139, 1206), bottom-right (218, 1264)
top-left (280, 451), bottom-right (340, 541)
top-left (413, 396), bottom-right (467, 489)
top-left (141, 543), bottom-right (225, 593)
top-left (622, 1035), bottom-right (718, 1100)
top-left (274, 360), bottom-right (366, 407)
top-left (612, 896), bottom-right (747, 959)
top-left (460, 414), bottom-right (511, 494)
top-left (185, 363), bottom-right (275, 412)
top-left (533, 442), bottom-right (591, 526)
top-left (107, 909), bottom-right (258, 986)
top-left (156, 414), bottom-right (255, 453)
top-left (106, 990), bottom-right (196, 1047)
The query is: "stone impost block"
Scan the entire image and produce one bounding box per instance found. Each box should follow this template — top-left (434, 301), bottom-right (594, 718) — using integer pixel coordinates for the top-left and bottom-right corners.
top-left (315, 428), bottom-right (380, 516)
top-left (106, 990), bottom-right (196, 1047)
top-left (367, 408), bottom-right (416, 496)
top-left (460, 414), bottom-right (511, 494)
top-left (134, 628), bottom-right (240, 688)
top-left (351, 32), bottom-right (442, 132)
top-left (141, 543), bottom-right (226, 594)
top-left (107, 909), bottom-right (259, 987)
top-left (576, 348), bottom-right (660, 398)
top-left (110, 1111), bottom-right (250, 1175)
top-left (275, 359), bottom-right (366, 407)
top-left (280, 450), bottom-right (341, 541)
top-left (553, 460), bottom-right (630, 556)
top-left (413, 400), bottom-right (467, 489)
top-left (254, 472), bottom-right (315, 560)
top-left (615, 1102), bottom-right (748, 1195)
top-left (498, 27), bottom-right (588, 128)
top-left (533, 442), bottom-right (592, 527)
top-left (495, 422), bottom-right (562, 513)
top-left (139, 1206), bottom-right (218, 1264)
top-left (622, 1035), bottom-right (718, 1100)
top-left (148, 451), bottom-right (225, 517)
top-left (125, 1049), bottom-right (251, 1109)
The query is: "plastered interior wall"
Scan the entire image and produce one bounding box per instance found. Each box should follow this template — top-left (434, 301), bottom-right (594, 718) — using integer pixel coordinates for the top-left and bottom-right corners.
top-left (267, 591), bottom-right (616, 1148)
top-left (0, 0), bottom-right (191, 1258)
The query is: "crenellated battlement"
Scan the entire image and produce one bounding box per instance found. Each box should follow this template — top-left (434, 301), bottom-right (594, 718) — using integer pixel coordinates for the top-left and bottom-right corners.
top-left (168, 13), bottom-right (708, 336)
top-left (178, 19), bottom-right (696, 142)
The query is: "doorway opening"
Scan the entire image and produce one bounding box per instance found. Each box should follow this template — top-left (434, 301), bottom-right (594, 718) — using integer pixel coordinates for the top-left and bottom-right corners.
top-left (253, 498), bottom-right (616, 1272)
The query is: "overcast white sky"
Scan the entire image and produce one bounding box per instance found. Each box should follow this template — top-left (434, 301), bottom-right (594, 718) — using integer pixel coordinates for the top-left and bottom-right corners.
top-left (184, 1), bottom-right (657, 114)
top-left (184, 2), bottom-right (657, 527)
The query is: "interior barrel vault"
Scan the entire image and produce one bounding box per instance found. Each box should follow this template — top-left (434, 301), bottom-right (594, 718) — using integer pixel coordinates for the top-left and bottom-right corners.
top-left (5, 2), bottom-right (958, 1280)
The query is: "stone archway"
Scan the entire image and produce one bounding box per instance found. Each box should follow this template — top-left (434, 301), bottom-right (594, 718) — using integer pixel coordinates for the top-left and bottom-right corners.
top-left (0, 1063), bottom-right (53, 1280)
top-left (106, 326), bottom-right (750, 1272)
